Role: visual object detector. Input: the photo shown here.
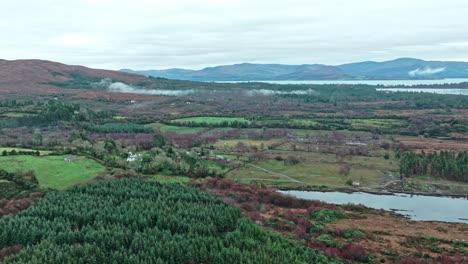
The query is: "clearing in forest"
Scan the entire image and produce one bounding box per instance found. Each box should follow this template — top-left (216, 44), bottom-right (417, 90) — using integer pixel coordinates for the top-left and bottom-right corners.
top-left (0, 155), bottom-right (105, 190)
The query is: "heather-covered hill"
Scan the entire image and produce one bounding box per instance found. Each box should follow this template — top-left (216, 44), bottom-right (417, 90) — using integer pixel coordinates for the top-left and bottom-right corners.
top-left (0, 59), bottom-right (146, 93)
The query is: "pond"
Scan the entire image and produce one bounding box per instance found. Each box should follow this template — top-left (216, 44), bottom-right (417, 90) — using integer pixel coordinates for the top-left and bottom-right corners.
top-left (280, 190), bottom-right (468, 223)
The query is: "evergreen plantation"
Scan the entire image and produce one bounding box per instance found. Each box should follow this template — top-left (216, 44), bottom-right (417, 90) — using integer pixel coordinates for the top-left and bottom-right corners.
top-left (0, 179), bottom-right (338, 264)
top-left (399, 151), bottom-right (468, 182)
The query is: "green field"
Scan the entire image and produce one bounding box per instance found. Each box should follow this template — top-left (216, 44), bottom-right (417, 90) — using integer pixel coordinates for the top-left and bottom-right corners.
top-left (172, 116), bottom-right (250, 125)
top-left (214, 139), bottom-right (282, 148)
top-left (145, 122), bottom-right (206, 134)
top-left (1, 112), bottom-right (35, 118)
top-left (0, 155), bottom-right (105, 190)
top-left (350, 118), bottom-right (408, 131)
top-left (0, 148), bottom-right (51, 156)
top-left (227, 151), bottom-right (398, 188)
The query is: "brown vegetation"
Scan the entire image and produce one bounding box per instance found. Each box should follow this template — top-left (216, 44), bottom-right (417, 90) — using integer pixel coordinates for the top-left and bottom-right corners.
top-left (0, 192), bottom-right (44, 217)
top-left (194, 178), bottom-right (468, 263)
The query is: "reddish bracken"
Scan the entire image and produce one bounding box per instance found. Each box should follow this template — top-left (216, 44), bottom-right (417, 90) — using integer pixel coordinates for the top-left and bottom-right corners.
top-left (341, 243), bottom-right (368, 262)
top-left (0, 245), bottom-right (23, 262)
top-left (0, 192), bottom-right (44, 217)
top-left (397, 257), bottom-right (425, 264)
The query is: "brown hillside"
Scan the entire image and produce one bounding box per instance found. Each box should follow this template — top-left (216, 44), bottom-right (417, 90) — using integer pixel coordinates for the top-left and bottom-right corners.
top-left (0, 59), bottom-right (146, 93)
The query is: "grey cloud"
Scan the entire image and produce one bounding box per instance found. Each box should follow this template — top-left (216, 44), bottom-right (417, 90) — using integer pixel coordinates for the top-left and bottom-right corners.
top-left (1, 0), bottom-right (468, 69)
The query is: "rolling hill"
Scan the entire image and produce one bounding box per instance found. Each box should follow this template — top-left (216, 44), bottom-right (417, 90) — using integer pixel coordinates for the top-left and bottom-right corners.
top-left (0, 59), bottom-right (146, 93)
top-left (122, 58), bottom-right (468, 81)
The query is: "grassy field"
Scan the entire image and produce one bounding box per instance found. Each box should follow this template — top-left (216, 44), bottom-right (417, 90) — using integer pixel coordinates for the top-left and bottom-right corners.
top-left (0, 155), bottom-right (105, 190)
top-left (226, 150), bottom-right (398, 188)
top-left (172, 116), bottom-right (250, 125)
top-left (290, 129), bottom-right (372, 138)
top-left (0, 148), bottom-right (51, 156)
top-left (214, 139), bottom-right (283, 149)
top-left (145, 122), bottom-right (206, 134)
top-left (1, 112), bottom-right (35, 118)
top-left (205, 127), bottom-right (235, 133)
top-left (350, 118), bottom-right (408, 131)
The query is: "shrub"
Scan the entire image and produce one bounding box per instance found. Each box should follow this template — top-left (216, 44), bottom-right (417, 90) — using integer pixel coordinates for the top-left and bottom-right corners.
top-left (311, 209), bottom-right (349, 223)
top-left (284, 156), bottom-right (300, 165)
top-left (339, 164), bottom-right (351, 176)
top-left (341, 243), bottom-right (368, 262)
top-left (317, 234), bottom-right (335, 247)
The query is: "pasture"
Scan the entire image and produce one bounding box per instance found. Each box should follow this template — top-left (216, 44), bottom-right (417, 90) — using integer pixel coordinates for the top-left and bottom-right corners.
top-left (145, 122), bottom-right (206, 134)
top-left (0, 155), bottom-right (105, 190)
top-left (349, 118), bottom-right (408, 131)
top-left (227, 156), bottom-right (393, 188)
top-left (1, 112), bottom-right (35, 118)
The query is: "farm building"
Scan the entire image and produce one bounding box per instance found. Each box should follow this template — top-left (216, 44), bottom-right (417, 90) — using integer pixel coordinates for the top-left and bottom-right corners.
top-left (127, 152), bottom-right (142, 162)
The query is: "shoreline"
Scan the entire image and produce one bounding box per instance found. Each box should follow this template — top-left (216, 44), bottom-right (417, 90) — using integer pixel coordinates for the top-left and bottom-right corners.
top-left (276, 185), bottom-right (468, 199)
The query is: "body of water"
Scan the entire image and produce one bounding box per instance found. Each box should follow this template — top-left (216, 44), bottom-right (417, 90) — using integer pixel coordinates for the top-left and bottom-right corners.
top-left (220, 78), bottom-right (468, 86)
top-left (281, 190), bottom-right (468, 223)
top-left (376, 88), bottom-right (468, 95)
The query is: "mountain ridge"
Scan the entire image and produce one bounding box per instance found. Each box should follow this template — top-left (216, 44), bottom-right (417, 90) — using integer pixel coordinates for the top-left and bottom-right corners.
top-left (121, 58), bottom-right (468, 81)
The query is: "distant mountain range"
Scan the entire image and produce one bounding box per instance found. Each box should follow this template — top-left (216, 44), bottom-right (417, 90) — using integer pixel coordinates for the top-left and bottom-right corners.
top-left (121, 58), bottom-right (468, 81)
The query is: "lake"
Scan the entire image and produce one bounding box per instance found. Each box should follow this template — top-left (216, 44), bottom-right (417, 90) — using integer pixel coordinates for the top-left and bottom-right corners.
top-left (376, 88), bottom-right (468, 95)
top-left (220, 78), bottom-right (468, 86)
top-left (280, 190), bottom-right (468, 223)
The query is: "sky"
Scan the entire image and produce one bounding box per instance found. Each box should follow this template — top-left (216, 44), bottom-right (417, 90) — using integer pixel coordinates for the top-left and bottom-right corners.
top-left (1, 0), bottom-right (468, 70)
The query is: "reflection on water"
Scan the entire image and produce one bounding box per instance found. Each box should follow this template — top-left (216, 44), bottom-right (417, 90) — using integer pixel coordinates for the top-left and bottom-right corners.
top-left (281, 190), bottom-right (468, 223)
top-left (376, 88), bottom-right (468, 95)
top-left (220, 78), bottom-right (468, 86)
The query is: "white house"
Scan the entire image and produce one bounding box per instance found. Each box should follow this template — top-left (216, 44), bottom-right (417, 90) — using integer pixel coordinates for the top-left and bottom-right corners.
top-left (127, 152), bottom-right (142, 162)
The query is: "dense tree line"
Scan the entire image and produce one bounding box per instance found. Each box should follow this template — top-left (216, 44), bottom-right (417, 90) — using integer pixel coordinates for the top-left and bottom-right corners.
top-left (46, 72), bottom-right (103, 89)
top-left (83, 122), bottom-right (152, 134)
top-left (0, 100), bottom-right (34, 108)
top-left (170, 120), bottom-right (251, 129)
top-left (0, 179), bottom-right (338, 263)
top-left (399, 151), bottom-right (468, 182)
top-left (1, 150), bottom-right (40, 156)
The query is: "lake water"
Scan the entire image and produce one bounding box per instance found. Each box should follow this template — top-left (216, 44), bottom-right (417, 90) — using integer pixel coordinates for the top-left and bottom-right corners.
top-left (220, 78), bottom-right (468, 86)
top-left (376, 88), bottom-right (468, 95)
top-left (280, 190), bottom-right (468, 223)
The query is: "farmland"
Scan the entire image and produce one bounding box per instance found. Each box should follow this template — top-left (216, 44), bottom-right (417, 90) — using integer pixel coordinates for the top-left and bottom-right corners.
top-left (0, 155), bottom-right (105, 189)
top-left (145, 122), bottom-right (206, 134)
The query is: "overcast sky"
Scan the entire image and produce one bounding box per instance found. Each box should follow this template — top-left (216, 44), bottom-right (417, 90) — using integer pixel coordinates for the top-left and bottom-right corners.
top-left (1, 0), bottom-right (468, 70)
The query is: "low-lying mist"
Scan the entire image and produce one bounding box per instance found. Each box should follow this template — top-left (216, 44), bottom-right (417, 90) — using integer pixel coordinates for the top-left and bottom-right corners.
top-left (244, 89), bottom-right (318, 96)
top-left (93, 79), bottom-right (196, 96)
top-left (92, 78), bottom-right (317, 97)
